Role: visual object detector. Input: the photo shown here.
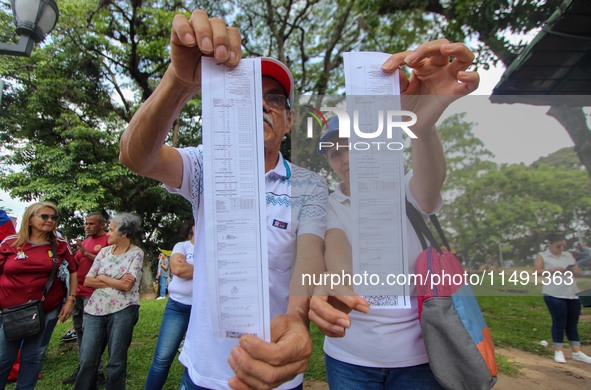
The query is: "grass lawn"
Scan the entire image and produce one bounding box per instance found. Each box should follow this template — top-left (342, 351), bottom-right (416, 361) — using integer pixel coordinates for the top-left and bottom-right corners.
top-left (6, 299), bottom-right (183, 389)
top-left (7, 278), bottom-right (591, 387)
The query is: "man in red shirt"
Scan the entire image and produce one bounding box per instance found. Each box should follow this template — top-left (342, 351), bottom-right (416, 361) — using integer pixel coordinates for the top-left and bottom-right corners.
top-left (62, 212), bottom-right (109, 385)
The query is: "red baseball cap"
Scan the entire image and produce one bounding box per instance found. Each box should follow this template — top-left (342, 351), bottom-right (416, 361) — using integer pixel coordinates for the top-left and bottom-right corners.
top-left (261, 57), bottom-right (294, 107)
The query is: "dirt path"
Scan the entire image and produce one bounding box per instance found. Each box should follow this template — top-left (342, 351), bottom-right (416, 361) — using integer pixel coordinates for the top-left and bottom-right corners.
top-left (494, 346), bottom-right (591, 390)
top-left (304, 346), bottom-right (591, 389)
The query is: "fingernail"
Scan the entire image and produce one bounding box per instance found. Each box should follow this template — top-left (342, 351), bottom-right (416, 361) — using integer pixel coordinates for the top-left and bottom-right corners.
top-left (239, 338), bottom-right (249, 350)
top-left (215, 45), bottom-right (229, 61)
top-left (184, 33), bottom-right (195, 45)
top-left (229, 51), bottom-right (237, 63)
top-left (201, 37), bottom-right (213, 53)
top-left (404, 52), bottom-right (418, 64)
top-left (231, 347), bottom-right (241, 361)
top-left (331, 325), bottom-right (345, 334)
top-left (381, 57), bottom-right (395, 70)
top-left (336, 318), bottom-right (351, 328)
top-left (356, 304), bottom-right (370, 313)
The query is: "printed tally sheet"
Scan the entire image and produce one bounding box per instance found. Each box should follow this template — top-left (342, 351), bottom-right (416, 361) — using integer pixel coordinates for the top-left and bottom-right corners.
top-left (201, 57), bottom-right (270, 340)
top-left (344, 52), bottom-right (410, 308)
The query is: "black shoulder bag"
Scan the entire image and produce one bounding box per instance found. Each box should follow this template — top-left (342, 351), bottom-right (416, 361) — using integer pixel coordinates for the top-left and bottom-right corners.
top-left (1, 241), bottom-right (59, 341)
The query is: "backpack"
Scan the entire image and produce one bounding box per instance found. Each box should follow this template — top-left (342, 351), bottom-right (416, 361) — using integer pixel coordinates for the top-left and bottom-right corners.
top-left (406, 201), bottom-right (498, 390)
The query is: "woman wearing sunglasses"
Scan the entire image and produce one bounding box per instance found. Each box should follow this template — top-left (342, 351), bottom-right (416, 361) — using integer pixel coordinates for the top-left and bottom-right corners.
top-left (0, 201), bottom-right (77, 389)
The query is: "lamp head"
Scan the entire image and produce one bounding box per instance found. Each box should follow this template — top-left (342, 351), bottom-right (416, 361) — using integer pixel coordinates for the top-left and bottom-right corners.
top-left (12, 0), bottom-right (59, 43)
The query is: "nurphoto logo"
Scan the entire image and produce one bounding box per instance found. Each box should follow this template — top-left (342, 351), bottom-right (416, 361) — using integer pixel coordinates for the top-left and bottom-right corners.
top-left (307, 107), bottom-right (418, 152)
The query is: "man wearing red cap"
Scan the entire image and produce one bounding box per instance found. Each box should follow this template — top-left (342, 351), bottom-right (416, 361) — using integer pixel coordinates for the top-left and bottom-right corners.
top-left (120, 9), bottom-right (327, 390)
top-left (120, 8), bottom-right (481, 389)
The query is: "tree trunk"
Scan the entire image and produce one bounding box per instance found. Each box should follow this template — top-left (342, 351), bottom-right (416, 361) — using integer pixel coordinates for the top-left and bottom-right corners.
top-left (547, 105), bottom-right (591, 180)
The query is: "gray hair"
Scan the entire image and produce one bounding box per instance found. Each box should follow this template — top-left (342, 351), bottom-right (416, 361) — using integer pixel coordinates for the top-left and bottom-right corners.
top-left (111, 212), bottom-right (142, 243)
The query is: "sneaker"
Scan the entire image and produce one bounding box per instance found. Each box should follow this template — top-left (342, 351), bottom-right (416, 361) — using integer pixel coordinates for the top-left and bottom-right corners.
top-left (96, 371), bottom-right (106, 387)
top-left (60, 328), bottom-right (78, 343)
top-left (572, 351), bottom-right (591, 364)
top-left (554, 350), bottom-right (566, 363)
top-left (62, 368), bottom-right (79, 385)
top-left (156, 296), bottom-right (166, 300)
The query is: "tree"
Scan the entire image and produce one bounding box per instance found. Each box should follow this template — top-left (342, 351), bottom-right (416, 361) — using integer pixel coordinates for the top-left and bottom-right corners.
top-left (371, 0), bottom-right (591, 180)
top-left (1, 0), bottom-right (438, 230)
top-left (444, 162), bottom-right (591, 265)
top-left (0, 0), bottom-right (195, 256)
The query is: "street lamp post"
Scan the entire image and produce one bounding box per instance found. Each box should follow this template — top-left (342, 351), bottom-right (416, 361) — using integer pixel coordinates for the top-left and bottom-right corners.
top-left (0, 0), bottom-right (59, 57)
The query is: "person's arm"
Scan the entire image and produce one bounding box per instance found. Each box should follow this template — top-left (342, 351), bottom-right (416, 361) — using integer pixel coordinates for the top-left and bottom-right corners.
top-left (533, 254), bottom-right (544, 275)
top-left (83, 248), bottom-right (111, 288)
top-left (119, 9), bottom-right (241, 188)
top-left (76, 240), bottom-right (98, 261)
top-left (84, 276), bottom-right (112, 289)
top-left (170, 253), bottom-right (194, 279)
top-left (161, 259), bottom-right (169, 271)
top-left (95, 273), bottom-right (136, 292)
top-left (381, 39), bottom-right (479, 213)
top-left (308, 228), bottom-right (369, 338)
top-left (59, 271), bottom-right (78, 322)
top-left (227, 234), bottom-right (324, 390)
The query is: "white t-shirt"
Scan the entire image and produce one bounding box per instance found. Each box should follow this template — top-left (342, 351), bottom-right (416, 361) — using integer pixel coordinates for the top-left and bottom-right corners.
top-left (324, 173), bottom-right (439, 368)
top-left (539, 249), bottom-right (579, 298)
top-left (167, 146), bottom-right (327, 389)
top-left (167, 240), bottom-right (194, 305)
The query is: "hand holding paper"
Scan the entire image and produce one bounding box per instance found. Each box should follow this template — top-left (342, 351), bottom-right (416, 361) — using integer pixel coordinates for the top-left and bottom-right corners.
top-left (227, 314), bottom-right (312, 390)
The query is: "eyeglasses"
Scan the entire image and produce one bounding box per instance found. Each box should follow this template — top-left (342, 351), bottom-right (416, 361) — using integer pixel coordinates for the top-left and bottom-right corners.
top-left (37, 214), bottom-right (59, 222)
top-left (263, 94), bottom-right (291, 110)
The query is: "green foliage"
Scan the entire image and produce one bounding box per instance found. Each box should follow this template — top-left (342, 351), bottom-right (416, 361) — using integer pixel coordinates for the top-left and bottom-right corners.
top-left (443, 160), bottom-right (591, 265)
top-left (428, 114), bottom-right (591, 266)
top-left (531, 146), bottom-right (584, 171)
top-left (369, 0), bottom-right (561, 68)
top-left (0, 0), bottom-right (193, 255)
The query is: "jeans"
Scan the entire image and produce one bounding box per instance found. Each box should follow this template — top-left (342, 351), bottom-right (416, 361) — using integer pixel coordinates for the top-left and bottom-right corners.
top-left (159, 276), bottom-right (168, 297)
top-left (145, 299), bottom-right (191, 390)
top-left (0, 306), bottom-right (60, 390)
top-left (325, 353), bottom-right (444, 390)
top-left (72, 297), bottom-right (104, 374)
top-left (74, 305), bottom-right (139, 390)
top-left (179, 368), bottom-right (303, 390)
top-left (543, 295), bottom-right (581, 347)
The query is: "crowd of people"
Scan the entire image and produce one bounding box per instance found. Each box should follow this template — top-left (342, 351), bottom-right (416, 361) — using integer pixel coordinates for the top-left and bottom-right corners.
top-left (1, 6), bottom-right (590, 390)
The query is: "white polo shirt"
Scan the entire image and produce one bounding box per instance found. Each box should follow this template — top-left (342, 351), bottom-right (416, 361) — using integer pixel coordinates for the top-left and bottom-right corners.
top-left (324, 173), bottom-right (439, 368)
top-left (167, 146), bottom-right (327, 389)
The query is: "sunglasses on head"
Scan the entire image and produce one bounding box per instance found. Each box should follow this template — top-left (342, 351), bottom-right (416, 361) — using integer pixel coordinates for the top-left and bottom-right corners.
top-left (38, 214), bottom-right (59, 221)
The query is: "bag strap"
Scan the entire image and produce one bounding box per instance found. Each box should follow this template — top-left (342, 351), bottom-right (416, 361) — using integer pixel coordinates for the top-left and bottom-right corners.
top-left (406, 200), bottom-right (428, 250)
top-left (429, 214), bottom-right (451, 252)
top-left (42, 240), bottom-right (60, 300)
top-left (405, 200), bottom-right (445, 253)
